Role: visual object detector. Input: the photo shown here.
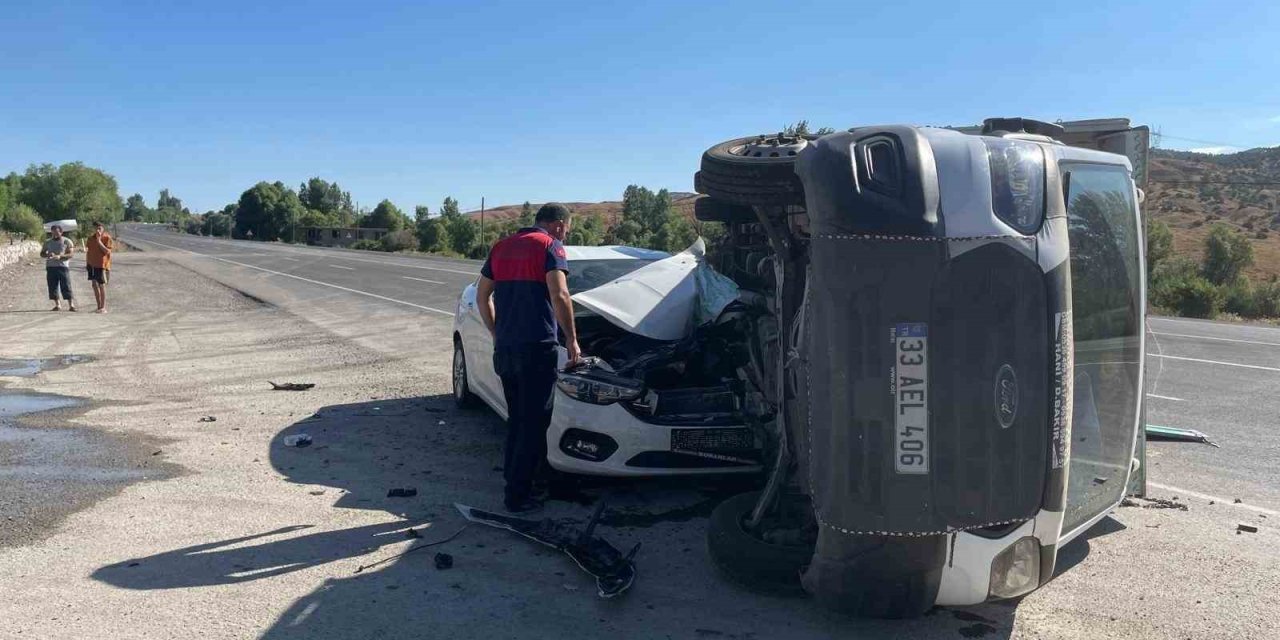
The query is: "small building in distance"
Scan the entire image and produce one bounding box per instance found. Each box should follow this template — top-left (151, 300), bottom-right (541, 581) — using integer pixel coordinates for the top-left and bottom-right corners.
top-left (300, 226), bottom-right (389, 248)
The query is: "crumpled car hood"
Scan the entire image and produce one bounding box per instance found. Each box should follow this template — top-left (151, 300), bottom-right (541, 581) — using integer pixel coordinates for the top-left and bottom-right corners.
top-left (571, 238), bottom-right (739, 341)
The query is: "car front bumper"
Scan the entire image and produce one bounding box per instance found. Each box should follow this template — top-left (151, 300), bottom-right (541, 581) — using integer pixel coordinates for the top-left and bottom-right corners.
top-left (546, 395), bottom-right (762, 477)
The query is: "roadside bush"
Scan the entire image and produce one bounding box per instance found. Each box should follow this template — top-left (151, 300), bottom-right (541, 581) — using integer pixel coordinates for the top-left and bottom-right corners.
top-left (1, 204), bottom-right (45, 239)
top-left (381, 229), bottom-right (417, 252)
top-left (350, 239), bottom-right (383, 251)
top-left (1165, 276), bottom-right (1222, 318)
top-left (1221, 278), bottom-right (1257, 317)
top-left (1253, 280), bottom-right (1280, 317)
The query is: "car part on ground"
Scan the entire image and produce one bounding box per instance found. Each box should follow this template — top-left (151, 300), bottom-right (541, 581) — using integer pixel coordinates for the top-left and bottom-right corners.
top-left (455, 500), bottom-right (639, 599)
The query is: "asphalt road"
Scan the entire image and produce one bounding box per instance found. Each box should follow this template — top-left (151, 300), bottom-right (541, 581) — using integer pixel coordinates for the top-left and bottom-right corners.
top-left (120, 224), bottom-right (1280, 514)
top-left (120, 224), bottom-right (482, 318)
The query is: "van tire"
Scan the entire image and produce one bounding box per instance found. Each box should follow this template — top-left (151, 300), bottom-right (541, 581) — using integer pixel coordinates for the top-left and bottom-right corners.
top-left (706, 491), bottom-right (813, 596)
top-left (696, 136), bottom-right (808, 207)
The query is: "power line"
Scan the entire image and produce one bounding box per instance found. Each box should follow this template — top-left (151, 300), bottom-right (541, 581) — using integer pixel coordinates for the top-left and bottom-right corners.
top-left (1155, 133), bottom-right (1255, 150)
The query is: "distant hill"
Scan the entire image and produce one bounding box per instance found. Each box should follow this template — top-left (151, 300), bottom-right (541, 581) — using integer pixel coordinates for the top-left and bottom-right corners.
top-left (1147, 147), bottom-right (1280, 280)
top-left (466, 193), bottom-right (700, 226)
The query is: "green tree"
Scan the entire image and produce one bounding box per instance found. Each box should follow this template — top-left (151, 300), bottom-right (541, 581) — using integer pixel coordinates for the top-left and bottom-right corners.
top-left (124, 193), bottom-right (151, 221)
top-left (1202, 223), bottom-right (1254, 285)
top-left (299, 208), bottom-right (340, 229)
top-left (414, 205), bottom-right (430, 222)
top-left (782, 120), bottom-right (836, 136)
top-left (366, 199), bottom-right (406, 232)
top-left (417, 217), bottom-right (451, 253)
top-left (1146, 219), bottom-right (1173, 272)
top-left (234, 181), bottom-right (305, 241)
top-left (299, 178), bottom-right (354, 224)
top-left (0, 203), bottom-right (44, 239)
top-left (566, 214), bottom-right (606, 246)
top-left (607, 185), bottom-right (675, 250)
top-left (519, 201), bottom-right (535, 226)
top-left (436, 196), bottom-right (479, 255)
top-left (653, 215), bottom-right (697, 252)
top-left (17, 162), bottom-right (124, 224)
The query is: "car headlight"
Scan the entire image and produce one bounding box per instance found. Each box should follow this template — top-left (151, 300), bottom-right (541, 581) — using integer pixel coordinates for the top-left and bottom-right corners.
top-left (988, 536), bottom-right (1041, 599)
top-left (985, 138), bottom-right (1045, 234)
top-left (556, 372), bottom-right (644, 405)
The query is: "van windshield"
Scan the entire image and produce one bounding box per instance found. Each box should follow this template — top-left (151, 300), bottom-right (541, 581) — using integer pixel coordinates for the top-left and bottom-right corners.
top-left (1063, 164), bottom-right (1143, 535)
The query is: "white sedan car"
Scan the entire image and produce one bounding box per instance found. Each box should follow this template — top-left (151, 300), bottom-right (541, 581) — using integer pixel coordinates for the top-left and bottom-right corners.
top-left (452, 244), bottom-right (763, 477)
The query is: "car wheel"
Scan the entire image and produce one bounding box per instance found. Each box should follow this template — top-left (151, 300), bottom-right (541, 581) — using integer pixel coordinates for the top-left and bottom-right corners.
top-left (693, 196), bottom-right (758, 224)
top-left (695, 134), bottom-right (811, 207)
top-left (706, 491), bottom-right (813, 596)
top-left (452, 339), bottom-right (479, 409)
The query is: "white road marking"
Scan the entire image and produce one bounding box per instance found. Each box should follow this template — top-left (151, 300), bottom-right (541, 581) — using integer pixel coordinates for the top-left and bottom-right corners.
top-left (329, 265), bottom-right (354, 270)
top-left (126, 236), bottom-right (455, 317)
top-left (1149, 353), bottom-right (1280, 372)
top-left (1146, 394), bottom-right (1186, 401)
top-left (279, 257), bottom-right (299, 262)
top-left (130, 229), bottom-right (478, 275)
top-left (403, 276), bottom-right (445, 285)
top-left (1148, 482), bottom-right (1279, 517)
top-left (1152, 331), bottom-right (1280, 348)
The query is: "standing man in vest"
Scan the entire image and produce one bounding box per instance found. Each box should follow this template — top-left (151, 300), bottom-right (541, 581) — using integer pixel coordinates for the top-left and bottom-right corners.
top-left (476, 203), bottom-right (581, 514)
top-left (85, 221), bottom-right (113, 313)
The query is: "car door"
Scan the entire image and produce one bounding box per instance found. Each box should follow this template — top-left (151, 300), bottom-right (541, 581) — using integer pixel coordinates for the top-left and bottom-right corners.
top-left (458, 281), bottom-right (506, 416)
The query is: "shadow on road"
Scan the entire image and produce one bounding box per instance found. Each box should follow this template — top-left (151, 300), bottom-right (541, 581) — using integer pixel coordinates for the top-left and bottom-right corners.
top-left (86, 391), bottom-right (1119, 639)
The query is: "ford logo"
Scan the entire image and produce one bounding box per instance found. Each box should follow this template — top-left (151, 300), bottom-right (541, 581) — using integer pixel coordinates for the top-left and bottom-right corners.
top-left (995, 364), bottom-right (1018, 429)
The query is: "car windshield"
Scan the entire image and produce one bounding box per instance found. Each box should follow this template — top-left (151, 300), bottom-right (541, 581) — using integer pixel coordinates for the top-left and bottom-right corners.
top-left (1062, 163), bottom-right (1143, 535)
top-left (567, 259), bottom-right (659, 294)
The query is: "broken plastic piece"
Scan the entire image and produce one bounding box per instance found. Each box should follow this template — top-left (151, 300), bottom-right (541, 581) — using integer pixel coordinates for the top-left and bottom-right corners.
top-left (387, 488), bottom-right (418, 498)
top-left (455, 502), bottom-right (637, 598)
top-left (269, 382), bottom-right (316, 391)
top-left (1237, 523), bottom-right (1259, 534)
top-left (198, 416), bottom-right (217, 423)
top-left (282, 434), bottom-right (312, 448)
top-left (1145, 424), bottom-right (1219, 447)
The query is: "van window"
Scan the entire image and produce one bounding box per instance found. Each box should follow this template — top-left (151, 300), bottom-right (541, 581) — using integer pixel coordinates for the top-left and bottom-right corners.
top-left (1063, 164), bottom-right (1142, 535)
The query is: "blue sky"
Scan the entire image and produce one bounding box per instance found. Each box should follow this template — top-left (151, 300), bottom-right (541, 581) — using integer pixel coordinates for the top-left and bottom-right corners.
top-left (2, 0), bottom-right (1279, 214)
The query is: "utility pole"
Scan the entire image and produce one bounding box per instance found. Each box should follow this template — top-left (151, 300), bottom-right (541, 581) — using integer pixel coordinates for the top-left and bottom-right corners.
top-left (480, 197), bottom-right (486, 248)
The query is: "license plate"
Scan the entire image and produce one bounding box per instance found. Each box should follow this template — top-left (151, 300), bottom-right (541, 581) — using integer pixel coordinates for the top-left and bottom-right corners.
top-left (891, 323), bottom-right (929, 474)
top-left (671, 428), bottom-right (756, 461)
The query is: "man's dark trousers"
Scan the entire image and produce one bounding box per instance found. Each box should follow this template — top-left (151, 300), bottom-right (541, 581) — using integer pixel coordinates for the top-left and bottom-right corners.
top-left (494, 343), bottom-right (559, 506)
top-left (46, 267), bottom-right (72, 301)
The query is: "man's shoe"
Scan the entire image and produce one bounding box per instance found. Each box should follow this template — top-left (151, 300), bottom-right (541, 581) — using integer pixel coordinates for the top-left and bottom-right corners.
top-left (67, 305), bottom-right (77, 312)
top-left (503, 498), bottom-right (544, 515)
top-left (50, 305), bottom-right (60, 311)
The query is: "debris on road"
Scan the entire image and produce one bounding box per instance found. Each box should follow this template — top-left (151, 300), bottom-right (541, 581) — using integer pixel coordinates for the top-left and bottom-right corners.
top-left (405, 528), bottom-right (422, 540)
top-left (387, 488), bottom-right (418, 498)
top-left (434, 552), bottom-right (454, 569)
top-left (282, 434), bottom-right (312, 448)
top-left (1121, 497), bottom-right (1188, 511)
top-left (1237, 523), bottom-right (1259, 534)
top-left (1234, 498), bottom-right (1244, 504)
top-left (269, 382), bottom-right (315, 391)
top-left (455, 499), bottom-right (638, 599)
top-left (353, 525), bottom-right (470, 574)
top-left (198, 416), bottom-right (217, 423)
top-left (1146, 424), bottom-right (1219, 447)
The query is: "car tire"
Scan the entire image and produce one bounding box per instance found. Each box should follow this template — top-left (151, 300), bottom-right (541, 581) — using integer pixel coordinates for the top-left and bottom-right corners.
top-left (706, 491), bottom-right (813, 596)
top-left (452, 338), bottom-right (480, 409)
top-left (695, 135), bottom-right (810, 207)
top-left (693, 196), bottom-right (758, 224)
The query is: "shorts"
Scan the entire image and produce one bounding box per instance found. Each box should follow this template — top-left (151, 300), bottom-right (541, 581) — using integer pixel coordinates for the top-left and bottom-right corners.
top-left (87, 266), bottom-right (110, 285)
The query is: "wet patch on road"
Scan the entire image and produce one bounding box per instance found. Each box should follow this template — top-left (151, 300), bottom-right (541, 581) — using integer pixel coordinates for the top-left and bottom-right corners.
top-left (0, 356), bottom-right (180, 548)
top-left (0, 354), bottom-right (91, 378)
